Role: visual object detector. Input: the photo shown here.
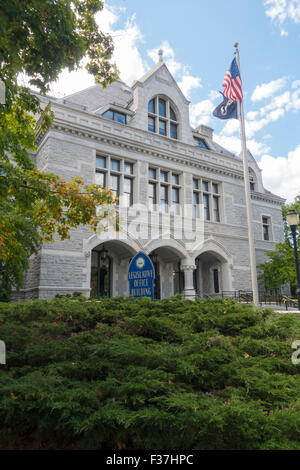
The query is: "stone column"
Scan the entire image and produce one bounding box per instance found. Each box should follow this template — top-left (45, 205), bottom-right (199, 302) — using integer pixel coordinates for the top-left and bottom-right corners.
top-left (181, 264), bottom-right (196, 300)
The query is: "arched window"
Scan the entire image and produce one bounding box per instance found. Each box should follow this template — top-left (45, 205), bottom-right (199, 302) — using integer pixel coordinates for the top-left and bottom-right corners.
top-left (148, 96), bottom-right (178, 139)
top-left (249, 168), bottom-right (257, 192)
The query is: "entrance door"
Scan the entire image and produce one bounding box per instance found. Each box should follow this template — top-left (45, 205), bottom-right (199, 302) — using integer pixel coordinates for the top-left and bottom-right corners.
top-left (91, 250), bottom-right (111, 297)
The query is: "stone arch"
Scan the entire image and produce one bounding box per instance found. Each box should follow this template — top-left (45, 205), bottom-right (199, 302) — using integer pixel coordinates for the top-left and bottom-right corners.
top-left (192, 239), bottom-right (233, 295)
top-left (144, 237), bottom-right (189, 260)
top-left (83, 230), bottom-right (143, 256)
top-left (192, 238), bottom-right (233, 265)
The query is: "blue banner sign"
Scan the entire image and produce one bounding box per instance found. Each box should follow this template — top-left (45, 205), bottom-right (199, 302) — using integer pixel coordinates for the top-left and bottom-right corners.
top-left (128, 252), bottom-right (154, 300)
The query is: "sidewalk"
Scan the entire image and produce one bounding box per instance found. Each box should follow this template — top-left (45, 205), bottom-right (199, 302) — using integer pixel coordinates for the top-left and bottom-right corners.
top-left (261, 304), bottom-right (300, 314)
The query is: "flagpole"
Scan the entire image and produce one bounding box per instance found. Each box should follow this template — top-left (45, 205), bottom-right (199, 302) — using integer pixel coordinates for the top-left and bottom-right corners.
top-left (234, 43), bottom-right (259, 306)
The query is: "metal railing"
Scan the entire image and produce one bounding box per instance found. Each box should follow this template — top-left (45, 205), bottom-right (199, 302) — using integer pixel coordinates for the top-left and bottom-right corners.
top-left (196, 291), bottom-right (299, 310)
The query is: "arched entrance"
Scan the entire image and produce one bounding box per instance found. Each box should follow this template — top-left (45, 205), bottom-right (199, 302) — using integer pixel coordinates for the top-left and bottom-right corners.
top-left (194, 252), bottom-right (223, 297)
top-left (89, 239), bottom-right (139, 298)
top-left (192, 240), bottom-right (233, 298)
top-left (146, 240), bottom-right (189, 299)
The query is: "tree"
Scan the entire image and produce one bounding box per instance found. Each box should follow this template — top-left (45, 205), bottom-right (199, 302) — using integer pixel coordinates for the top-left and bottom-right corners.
top-left (259, 195), bottom-right (300, 295)
top-left (0, 0), bottom-right (119, 299)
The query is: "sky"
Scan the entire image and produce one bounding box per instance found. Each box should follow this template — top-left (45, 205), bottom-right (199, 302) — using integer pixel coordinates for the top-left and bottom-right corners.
top-left (47, 0), bottom-right (300, 202)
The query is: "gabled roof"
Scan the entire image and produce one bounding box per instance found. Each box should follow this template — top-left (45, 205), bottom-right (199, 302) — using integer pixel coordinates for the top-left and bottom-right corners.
top-left (132, 61), bottom-right (190, 105)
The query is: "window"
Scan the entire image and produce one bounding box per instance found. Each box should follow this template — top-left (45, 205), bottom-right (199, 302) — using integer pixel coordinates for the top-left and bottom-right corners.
top-left (212, 183), bottom-right (218, 194)
top-left (170, 107), bottom-right (176, 121)
top-left (193, 191), bottom-right (200, 219)
top-left (212, 196), bottom-right (220, 222)
top-left (148, 98), bottom-right (155, 114)
top-left (95, 171), bottom-right (105, 187)
top-left (202, 181), bottom-right (210, 221)
top-left (149, 168), bottom-right (156, 180)
top-left (194, 137), bottom-right (209, 149)
top-left (249, 169), bottom-right (257, 192)
top-left (212, 184), bottom-right (220, 222)
top-left (95, 155), bottom-right (135, 206)
top-left (171, 188), bottom-right (180, 215)
top-left (159, 98), bottom-right (166, 117)
top-left (148, 182), bottom-right (156, 209)
top-left (203, 194), bottom-right (210, 221)
top-left (159, 119), bottom-right (166, 136)
top-left (148, 167), bottom-right (181, 213)
top-left (124, 177), bottom-right (133, 206)
top-left (110, 159), bottom-right (120, 172)
top-left (172, 173), bottom-right (179, 185)
top-left (96, 156), bottom-right (106, 168)
top-left (170, 123), bottom-right (177, 139)
top-left (193, 177), bottom-right (221, 222)
top-left (160, 185), bottom-right (168, 213)
top-left (102, 109), bottom-right (126, 124)
top-left (148, 116), bottom-right (155, 133)
top-left (262, 216), bottom-right (271, 241)
top-left (148, 96), bottom-right (178, 139)
top-left (124, 162), bottom-right (133, 175)
top-left (110, 174), bottom-right (120, 199)
top-left (202, 180), bottom-right (209, 192)
top-left (160, 170), bottom-right (168, 182)
top-left (95, 157), bottom-right (106, 187)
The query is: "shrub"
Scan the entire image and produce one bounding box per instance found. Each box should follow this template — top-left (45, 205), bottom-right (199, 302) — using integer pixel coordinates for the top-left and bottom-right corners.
top-left (0, 297), bottom-right (299, 450)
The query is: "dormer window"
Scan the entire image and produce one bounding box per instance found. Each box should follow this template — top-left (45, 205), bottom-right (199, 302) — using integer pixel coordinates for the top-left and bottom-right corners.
top-left (148, 96), bottom-right (178, 139)
top-left (194, 137), bottom-right (209, 149)
top-left (102, 109), bottom-right (126, 124)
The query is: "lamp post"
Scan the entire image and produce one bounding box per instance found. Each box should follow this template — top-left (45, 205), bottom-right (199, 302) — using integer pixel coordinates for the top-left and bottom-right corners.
top-left (286, 210), bottom-right (300, 310)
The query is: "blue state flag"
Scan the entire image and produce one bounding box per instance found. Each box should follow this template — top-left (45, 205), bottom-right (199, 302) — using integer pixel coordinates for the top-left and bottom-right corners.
top-left (213, 92), bottom-right (238, 120)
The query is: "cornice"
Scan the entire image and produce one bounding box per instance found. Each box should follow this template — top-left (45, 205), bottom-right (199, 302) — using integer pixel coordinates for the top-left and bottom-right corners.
top-left (40, 118), bottom-right (245, 181)
top-left (250, 191), bottom-right (285, 206)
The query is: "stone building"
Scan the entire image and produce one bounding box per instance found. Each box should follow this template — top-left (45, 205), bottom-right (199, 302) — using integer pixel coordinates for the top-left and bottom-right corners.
top-left (21, 54), bottom-right (285, 300)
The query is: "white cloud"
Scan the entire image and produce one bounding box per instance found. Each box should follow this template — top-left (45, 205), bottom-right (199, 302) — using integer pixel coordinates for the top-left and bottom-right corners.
top-left (292, 79), bottom-right (300, 88)
top-left (209, 90), bottom-right (221, 101)
top-left (148, 42), bottom-right (202, 99)
top-left (286, 88), bottom-right (300, 110)
top-left (247, 140), bottom-right (272, 156)
top-left (268, 108), bottom-right (285, 120)
top-left (148, 42), bottom-right (203, 98)
top-left (214, 134), bottom-right (271, 157)
top-left (178, 74), bottom-right (202, 99)
top-left (148, 41), bottom-right (182, 76)
top-left (259, 144), bottom-right (300, 200)
top-left (251, 77), bottom-right (287, 101)
top-left (264, 0), bottom-right (300, 34)
top-left (97, 8), bottom-right (146, 86)
top-left (246, 111), bottom-right (260, 121)
top-left (221, 119), bottom-right (240, 136)
top-left (190, 99), bottom-right (215, 126)
top-left (220, 87), bottom-right (294, 140)
top-left (48, 5), bottom-right (147, 96)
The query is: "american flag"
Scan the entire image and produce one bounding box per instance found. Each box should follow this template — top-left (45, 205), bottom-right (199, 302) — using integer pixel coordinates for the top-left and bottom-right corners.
top-left (222, 57), bottom-right (243, 102)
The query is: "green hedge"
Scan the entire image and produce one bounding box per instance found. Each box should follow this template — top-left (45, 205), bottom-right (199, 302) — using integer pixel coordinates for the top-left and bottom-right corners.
top-left (0, 296), bottom-right (299, 450)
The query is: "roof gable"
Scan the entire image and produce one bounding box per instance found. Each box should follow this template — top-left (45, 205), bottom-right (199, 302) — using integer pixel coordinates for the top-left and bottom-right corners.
top-left (132, 62), bottom-right (190, 104)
